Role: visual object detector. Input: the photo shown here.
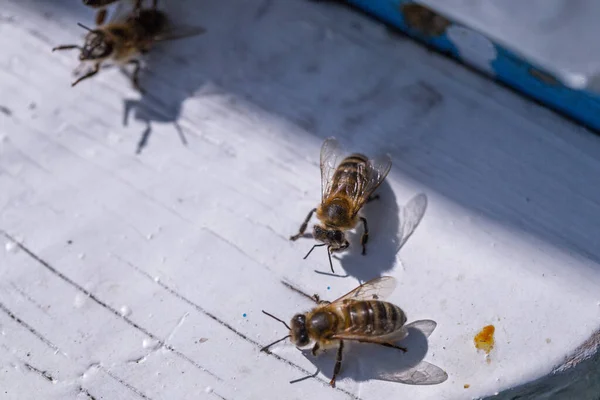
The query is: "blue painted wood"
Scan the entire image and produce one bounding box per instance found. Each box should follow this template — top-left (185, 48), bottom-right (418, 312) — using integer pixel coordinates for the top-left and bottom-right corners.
top-left (344, 0), bottom-right (600, 132)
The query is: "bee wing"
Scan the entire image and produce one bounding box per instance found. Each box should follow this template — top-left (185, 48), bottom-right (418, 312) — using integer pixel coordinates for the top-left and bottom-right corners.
top-left (332, 319), bottom-right (435, 343)
top-left (349, 152), bottom-right (392, 214)
top-left (405, 319), bottom-right (437, 338)
top-left (331, 326), bottom-right (408, 343)
top-left (107, 0), bottom-right (136, 23)
top-left (331, 276), bottom-right (397, 303)
top-left (378, 360), bottom-right (448, 385)
top-left (319, 137), bottom-right (345, 203)
top-left (152, 24), bottom-right (207, 42)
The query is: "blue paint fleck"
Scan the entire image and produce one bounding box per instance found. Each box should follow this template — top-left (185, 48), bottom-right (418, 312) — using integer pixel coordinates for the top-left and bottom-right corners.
top-left (242, 313), bottom-right (247, 318)
top-left (327, 286), bottom-right (331, 290)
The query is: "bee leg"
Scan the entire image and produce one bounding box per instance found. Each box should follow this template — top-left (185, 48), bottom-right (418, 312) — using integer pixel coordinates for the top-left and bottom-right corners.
top-left (311, 342), bottom-right (320, 356)
top-left (359, 217), bottom-right (369, 255)
top-left (129, 60), bottom-right (145, 93)
top-left (367, 194), bottom-right (380, 203)
top-left (329, 340), bottom-right (344, 388)
top-left (290, 208), bottom-right (317, 241)
top-left (52, 44), bottom-right (80, 52)
top-left (71, 63), bottom-right (100, 87)
top-left (327, 247), bottom-right (335, 273)
top-left (312, 294), bottom-right (331, 305)
top-left (95, 9), bottom-right (107, 26)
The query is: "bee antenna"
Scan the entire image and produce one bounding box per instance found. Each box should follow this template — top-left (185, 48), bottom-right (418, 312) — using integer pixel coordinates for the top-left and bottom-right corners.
top-left (77, 22), bottom-right (94, 32)
top-left (303, 243), bottom-right (327, 260)
top-left (260, 335), bottom-right (291, 353)
top-left (261, 310), bottom-right (291, 330)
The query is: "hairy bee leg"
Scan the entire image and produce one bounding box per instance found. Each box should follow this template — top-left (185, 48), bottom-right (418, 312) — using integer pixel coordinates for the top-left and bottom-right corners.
top-left (329, 340), bottom-right (344, 388)
top-left (95, 9), bottom-right (107, 26)
top-left (129, 59), bottom-right (144, 93)
top-left (290, 208), bottom-right (317, 241)
top-left (71, 63), bottom-right (100, 87)
top-left (360, 217), bottom-right (369, 255)
top-left (312, 294), bottom-right (331, 305)
top-left (367, 194), bottom-right (380, 203)
top-left (311, 342), bottom-right (320, 356)
top-left (327, 247), bottom-right (335, 273)
top-left (52, 44), bottom-right (79, 52)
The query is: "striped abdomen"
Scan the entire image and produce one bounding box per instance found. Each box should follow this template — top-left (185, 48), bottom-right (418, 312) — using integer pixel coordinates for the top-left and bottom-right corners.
top-left (338, 300), bottom-right (406, 336)
top-left (330, 154), bottom-right (369, 199)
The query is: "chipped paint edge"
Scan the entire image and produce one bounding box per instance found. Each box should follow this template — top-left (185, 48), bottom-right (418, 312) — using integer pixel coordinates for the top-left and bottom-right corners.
top-left (343, 0), bottom-right (600, 133)
top-left (554, 328), bottom-right (600, 373)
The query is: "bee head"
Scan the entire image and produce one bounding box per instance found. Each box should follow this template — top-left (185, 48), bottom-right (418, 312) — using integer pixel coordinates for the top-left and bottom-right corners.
top-left (313, 225), bottom-right (347, 249)
top-left (80, 29), bottom-right (113, 60)
top-left (290, 314), bottom-right (310, 347)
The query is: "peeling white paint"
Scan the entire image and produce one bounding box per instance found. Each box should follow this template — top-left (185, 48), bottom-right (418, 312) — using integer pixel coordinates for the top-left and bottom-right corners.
top-left (422, 0), bottom-right (600, 88)
top-left (446, 25), bottom-right (497, 75)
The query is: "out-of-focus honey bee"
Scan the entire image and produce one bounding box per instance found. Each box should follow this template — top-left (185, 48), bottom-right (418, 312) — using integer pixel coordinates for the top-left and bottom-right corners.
top-left (261, 276), bottom-right (437, 387)
top-left (54, 0), bottom-right (205, 91)
top-left (290, 137), bottom-right (392, 272)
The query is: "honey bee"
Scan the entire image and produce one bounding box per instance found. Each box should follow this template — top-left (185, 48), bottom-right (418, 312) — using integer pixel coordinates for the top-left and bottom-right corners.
top-left (53, 0), bottom-right (205, 91)
top-left (260, 276), bottom-right (448, 387)
top-left (290, 137), bottom-right (392, 272)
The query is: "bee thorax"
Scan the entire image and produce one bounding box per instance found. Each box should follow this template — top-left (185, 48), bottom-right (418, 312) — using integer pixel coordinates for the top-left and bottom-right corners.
top-left (309, 311), bottom-right (337, 336)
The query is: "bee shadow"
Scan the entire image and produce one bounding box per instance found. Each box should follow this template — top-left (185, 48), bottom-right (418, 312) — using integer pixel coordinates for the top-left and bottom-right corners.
top-left (120, 0), bottom-right (212, 154)
top-left (330, 185), bottom-right (427, 282)
top-left (294, 320), bottom-right (447, 386)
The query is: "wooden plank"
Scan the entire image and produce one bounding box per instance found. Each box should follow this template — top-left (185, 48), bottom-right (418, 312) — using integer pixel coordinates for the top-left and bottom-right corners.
top-left (1, 0), bottom-right (599, 399)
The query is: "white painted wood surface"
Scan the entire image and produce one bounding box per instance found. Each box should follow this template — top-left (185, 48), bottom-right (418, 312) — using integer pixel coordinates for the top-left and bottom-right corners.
top-left (1, 1), bottom-right (600, 399)
top-left (420, 0), bottom-right (600, 89)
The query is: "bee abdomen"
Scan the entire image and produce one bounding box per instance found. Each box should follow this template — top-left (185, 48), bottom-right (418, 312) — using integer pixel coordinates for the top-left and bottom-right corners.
top-left (331, 154), bottom-right (369, 196)
top-left (345, 301), bottom-right (406, 336)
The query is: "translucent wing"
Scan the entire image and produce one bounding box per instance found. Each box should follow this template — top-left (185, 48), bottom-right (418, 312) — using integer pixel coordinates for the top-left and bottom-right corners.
top-left (153, 25), bottom-right (207, 42)
top-left (404, 319), bottom-right (437, 338)
top-left (320, 137), bottom-right (345, 202)
top-left (331, 326), bottom-right (408, 342)
top-left (108, 0), bottom-right (136, 23)
top-left (398, 193), bottom-right (428, 251)
top-left (332, 319), bottom-right (435, 343)
top-left (331, 276), bottom-right (397, 304)
top-left (378, 360), bottom-right (448, 385)
top-left (349, 152), bottom-right (392, 214)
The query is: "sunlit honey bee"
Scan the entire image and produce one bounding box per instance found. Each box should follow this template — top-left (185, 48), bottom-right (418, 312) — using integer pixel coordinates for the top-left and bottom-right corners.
top-left (290, 137), bottom-right (392, 272)
top-left (53, 0), bottom-right (205, 91)
top-left (261, 276), bottom-right (447, 387)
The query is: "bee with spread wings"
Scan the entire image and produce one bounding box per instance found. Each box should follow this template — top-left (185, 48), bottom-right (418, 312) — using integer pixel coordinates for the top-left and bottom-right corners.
top-left (261, 276), bottom-right (447, 387)
top-left (290, 137), bottom-right (392, 272)
top-left (54, 0), bottom-right (205, 91)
